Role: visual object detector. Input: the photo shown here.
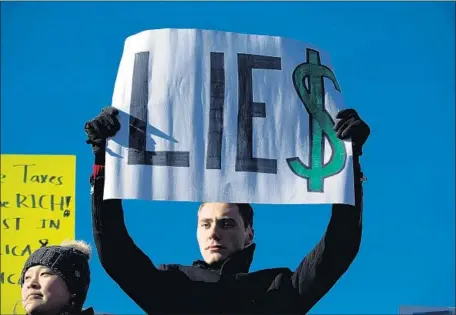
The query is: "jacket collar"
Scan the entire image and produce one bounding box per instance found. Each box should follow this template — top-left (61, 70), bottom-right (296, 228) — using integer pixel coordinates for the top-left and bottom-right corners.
top-left (193, 243), bottom-right (256, 275)
top-left (70, 307), bottom-right (95, 315)
top-left (78, 308), bottom-right (95, 315)
top-left (57, 307), bottom-right (94, 315)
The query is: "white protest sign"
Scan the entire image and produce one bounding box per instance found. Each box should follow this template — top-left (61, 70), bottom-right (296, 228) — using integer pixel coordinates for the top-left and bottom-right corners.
top-left (104, 28), bottom-right (355, 205)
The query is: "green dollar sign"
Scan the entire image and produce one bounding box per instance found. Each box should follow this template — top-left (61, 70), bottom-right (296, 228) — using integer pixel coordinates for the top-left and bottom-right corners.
top-left (286, 48), bottom-right (347, 192)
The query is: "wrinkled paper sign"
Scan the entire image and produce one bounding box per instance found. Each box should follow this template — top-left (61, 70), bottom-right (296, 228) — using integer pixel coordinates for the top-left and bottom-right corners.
top-left (105, 28), bottom-right (355, 205)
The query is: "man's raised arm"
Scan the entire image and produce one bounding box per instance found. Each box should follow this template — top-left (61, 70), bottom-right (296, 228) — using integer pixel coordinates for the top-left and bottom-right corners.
top-left (85, 107), bottom-right (190, 313)
top-left (290, 109), bottom-right (370, 313)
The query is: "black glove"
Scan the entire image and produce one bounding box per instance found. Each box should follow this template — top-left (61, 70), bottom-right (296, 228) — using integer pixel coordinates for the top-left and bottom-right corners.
top-left (84, 106), bottom-right (121, 165)
top-left (333, 109), bottom-right (370, 156)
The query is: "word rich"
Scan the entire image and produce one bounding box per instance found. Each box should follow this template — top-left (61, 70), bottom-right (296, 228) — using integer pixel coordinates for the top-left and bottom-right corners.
top-left (126, 49), bottom-right (347, 192)
top-left (1, 194), bottom-right (72, 218)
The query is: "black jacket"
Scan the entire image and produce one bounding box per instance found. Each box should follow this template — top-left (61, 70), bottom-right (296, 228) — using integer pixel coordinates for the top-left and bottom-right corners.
top-left (53, 307), bottom-right (94, 315)
top-left (78, 308), bottom-right (95, 315)
top-left (90, 159), bottom-right (364, 314)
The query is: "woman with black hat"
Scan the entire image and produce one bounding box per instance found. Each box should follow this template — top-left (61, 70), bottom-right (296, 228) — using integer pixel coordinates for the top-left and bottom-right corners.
top-left (17, 240), bottom-right (94, 315)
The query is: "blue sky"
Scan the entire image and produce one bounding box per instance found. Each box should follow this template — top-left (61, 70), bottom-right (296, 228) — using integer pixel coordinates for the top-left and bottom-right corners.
top-left (1, 1), bottom-right (455, 314)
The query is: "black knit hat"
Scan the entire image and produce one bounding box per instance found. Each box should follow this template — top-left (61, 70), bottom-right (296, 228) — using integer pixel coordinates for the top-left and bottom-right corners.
top-left (20, 240), bottom-right (91, 312)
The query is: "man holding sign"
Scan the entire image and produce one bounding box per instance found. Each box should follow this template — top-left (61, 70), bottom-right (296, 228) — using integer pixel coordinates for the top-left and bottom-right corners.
top-left (85, 108), bottom-right (369, 314)
top-left (85, 28), bottom-right (370, 314)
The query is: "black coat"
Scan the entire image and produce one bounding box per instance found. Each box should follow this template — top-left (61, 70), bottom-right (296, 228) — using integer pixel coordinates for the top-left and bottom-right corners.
top-left (78, 308), bottom-right (95, 315)
top-left (90, 159), bottom-right (364, 314)
top-left (53, 307), bottom-right (94, 315)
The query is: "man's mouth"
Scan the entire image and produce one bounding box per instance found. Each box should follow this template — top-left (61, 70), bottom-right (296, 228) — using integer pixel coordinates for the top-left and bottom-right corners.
top-left (207, 245), bottom-right (225, 251)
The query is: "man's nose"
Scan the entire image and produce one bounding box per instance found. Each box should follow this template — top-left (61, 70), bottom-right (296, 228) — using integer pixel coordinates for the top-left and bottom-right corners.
top-left (208, 225), bottom-right (221, 240)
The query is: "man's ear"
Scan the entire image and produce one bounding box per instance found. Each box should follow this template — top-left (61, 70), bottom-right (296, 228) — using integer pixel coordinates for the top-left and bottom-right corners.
top-left (245, 227), bottom-right (254, 246)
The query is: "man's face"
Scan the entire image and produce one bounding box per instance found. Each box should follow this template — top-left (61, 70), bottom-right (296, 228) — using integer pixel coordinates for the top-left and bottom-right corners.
top-left (197, 203), bottom-right (253, 264)
top-left (21, 265), bottom-right (70, 314)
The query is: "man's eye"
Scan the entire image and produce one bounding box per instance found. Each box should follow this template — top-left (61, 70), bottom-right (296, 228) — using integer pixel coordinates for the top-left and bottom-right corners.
top-left (200, 223), bottom-right (210, 228)
top-left (222, 221), bottom-right (234, 228)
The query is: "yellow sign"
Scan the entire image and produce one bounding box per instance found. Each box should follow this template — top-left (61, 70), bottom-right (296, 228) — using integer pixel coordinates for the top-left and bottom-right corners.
top-left (0, 154), bottom-right (76, 314)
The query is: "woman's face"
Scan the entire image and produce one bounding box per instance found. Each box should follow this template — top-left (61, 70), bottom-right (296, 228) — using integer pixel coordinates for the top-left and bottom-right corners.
top-left (21, 265), bottom-right (70, 314)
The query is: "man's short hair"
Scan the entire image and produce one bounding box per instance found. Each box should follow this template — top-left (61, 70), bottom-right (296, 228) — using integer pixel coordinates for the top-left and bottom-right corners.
top-left (198, 203), bottom-right (254, 229)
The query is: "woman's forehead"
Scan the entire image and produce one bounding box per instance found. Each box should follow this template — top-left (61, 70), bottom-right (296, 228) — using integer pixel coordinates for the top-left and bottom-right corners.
top-left (26, 265), bottom-right (51, 273)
